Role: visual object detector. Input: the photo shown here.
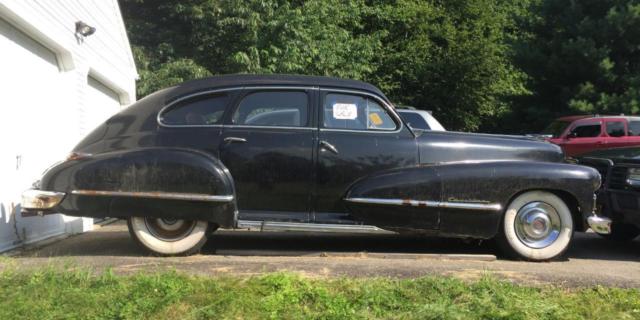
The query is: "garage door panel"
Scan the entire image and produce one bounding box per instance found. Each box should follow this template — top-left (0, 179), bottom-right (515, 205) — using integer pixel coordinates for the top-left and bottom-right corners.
top-left (0, 18), bottom-right (81, 251)
top-left (83, 76), bottom-right (121, 135)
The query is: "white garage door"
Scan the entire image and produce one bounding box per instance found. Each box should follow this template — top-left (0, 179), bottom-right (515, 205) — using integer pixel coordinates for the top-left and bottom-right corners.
top-left (83, 76), bottom-right (122, 136)
top-left (0, 18), bottom-right (78, 251)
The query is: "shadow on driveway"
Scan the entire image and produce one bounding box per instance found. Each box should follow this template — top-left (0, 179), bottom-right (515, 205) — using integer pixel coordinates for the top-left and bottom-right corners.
top-left (17, 220), bottom-right (640, 262)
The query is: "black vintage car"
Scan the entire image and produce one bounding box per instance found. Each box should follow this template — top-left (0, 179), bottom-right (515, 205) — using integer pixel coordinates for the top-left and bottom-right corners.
top-left (579, 147), bottom-right (640, 241)
top-left (21, 75), bottom-right (610, 261)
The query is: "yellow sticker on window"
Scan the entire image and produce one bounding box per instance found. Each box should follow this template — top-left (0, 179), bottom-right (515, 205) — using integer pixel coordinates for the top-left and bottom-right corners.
top-left (369, 113), bottom-right (383, 126)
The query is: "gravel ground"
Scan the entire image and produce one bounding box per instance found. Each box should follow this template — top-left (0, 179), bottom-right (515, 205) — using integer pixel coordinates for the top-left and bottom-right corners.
top-left (3, 220), bottom-right (639, 287)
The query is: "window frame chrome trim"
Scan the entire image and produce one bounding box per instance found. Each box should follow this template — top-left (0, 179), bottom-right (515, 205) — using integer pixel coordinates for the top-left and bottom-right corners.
top-left (318, 88), bottom-right (404, 134)
top-left (71, 190), bottom-right (234, 202)
top-left (157, 86), bottom-right (317, 129)
top-left (344, 197), bottom-right (503, 211)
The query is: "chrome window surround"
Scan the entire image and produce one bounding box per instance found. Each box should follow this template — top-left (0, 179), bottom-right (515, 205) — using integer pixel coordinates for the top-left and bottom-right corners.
top-left (319, 88), bottom-right (403, 134)
top-left (344, 197), bottom-right (503, 211)
top-left (71, 190), bottom-right (234, 202)
top-left (157, 86), bottom-right (317, 129)
top-left (156, 86), bottom-right (405, 134)
top-left (232, 90), bottom-right (311, 128)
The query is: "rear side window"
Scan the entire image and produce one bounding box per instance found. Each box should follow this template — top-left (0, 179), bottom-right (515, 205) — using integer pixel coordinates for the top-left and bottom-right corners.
top-left (629, 120), bottom-right (640, 136)
top-left (569, 122), bottom-right (601, 138)
top-left (399, 112), bottom-right (430, 130)
top-left (160, 94), bottom-right (229, 125)
top-left (606, 121), bottom-right (626, 137)
top-left (233, 91), bottom-right (308, 127)
top-left (323, 93), bottom-right (397, 131)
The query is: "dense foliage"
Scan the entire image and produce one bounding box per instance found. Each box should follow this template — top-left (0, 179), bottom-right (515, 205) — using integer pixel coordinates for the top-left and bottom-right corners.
top-left (120, 0), bottom-right (640, 133)
top-left (506, 0), bottom-right (640, 133)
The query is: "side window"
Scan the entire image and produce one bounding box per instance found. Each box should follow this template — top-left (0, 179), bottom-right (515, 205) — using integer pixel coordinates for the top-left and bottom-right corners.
top-left (160, 94), bottom-right (229, 125)
top-left (399, 112), bottom-right (430, 130)
top-left (606, 121), bottom-right (626, 137)
top-left (629, 120), bottom-right (640, 136)
top-left (233, 91), bottom-right (308, 127)
top-left (569, 122), bottom-right (601, 138)
top-left (323, 93), bottom-right (397, 131)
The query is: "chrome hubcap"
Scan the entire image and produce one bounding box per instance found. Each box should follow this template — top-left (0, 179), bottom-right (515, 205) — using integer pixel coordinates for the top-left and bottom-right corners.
top-left (514, 202), bottom-right (561, 249)
top-left (144, 218), bottom-right (196, 242)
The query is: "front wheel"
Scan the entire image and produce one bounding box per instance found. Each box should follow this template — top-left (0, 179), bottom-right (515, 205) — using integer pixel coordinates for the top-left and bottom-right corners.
top-left (497, 191), bottom-right (573, 261)
top-left (127, 217), bottom-right (211, 256)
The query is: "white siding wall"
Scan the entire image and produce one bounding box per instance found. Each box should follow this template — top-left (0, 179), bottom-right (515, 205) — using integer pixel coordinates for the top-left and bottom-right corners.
top-left (0, 0), bottom-right (137, 252)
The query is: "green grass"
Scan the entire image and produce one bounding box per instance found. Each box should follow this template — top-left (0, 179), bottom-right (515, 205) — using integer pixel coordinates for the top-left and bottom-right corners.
top-left (0, 269), bottom-right (638, 320)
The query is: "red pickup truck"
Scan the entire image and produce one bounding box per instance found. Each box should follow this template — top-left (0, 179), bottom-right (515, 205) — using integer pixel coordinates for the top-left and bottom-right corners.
top-left (542, 115), bottom-right (640, 157)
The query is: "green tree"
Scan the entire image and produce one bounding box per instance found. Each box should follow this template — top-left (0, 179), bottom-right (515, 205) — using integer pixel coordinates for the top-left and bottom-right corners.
top-left (121, 0), bottom-right (529, 131)
top-left (370, 0), bottom-right (529, 131)
top-left (508, 0), bottom-right (640, 133)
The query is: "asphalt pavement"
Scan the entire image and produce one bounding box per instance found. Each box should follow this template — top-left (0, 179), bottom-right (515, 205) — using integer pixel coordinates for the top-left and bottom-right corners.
top-left (3, 220), bottom-right (639, 287)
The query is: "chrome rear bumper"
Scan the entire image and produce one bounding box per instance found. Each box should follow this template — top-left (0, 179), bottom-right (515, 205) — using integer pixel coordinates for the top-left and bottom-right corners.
top-left (588, 215), bottom-right (612, 235)
top-left (21, 189), bottom-right (65, 210)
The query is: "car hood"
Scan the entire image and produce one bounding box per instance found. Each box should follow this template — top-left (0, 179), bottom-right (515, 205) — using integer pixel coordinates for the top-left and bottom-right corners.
top-left (417, 131), bottom-right (565, 164)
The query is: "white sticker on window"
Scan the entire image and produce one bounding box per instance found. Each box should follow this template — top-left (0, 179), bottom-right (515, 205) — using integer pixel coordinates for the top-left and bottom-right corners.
top-left (333, 103), bottom-right (358, 120)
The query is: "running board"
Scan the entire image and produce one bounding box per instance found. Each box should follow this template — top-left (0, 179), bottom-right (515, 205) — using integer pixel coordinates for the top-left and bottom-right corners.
top-left (236, 220), bottom-right (395, 234)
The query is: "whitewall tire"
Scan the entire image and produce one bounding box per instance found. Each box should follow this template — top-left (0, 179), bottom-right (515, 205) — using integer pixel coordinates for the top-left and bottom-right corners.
top-left (127, 217), bottom-right (210, 256)
top-left (497, 191), bottom-right (573, 261)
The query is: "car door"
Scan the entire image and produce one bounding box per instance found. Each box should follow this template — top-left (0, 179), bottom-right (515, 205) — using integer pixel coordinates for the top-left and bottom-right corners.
top-left (314, 89), bottom-right (429, 226)
top-left (219, 88), bottom-right (316, 222)
top-left (604, 119), bottom-right (628, 149)
top-left (559, 120), bottom-right (604, 156)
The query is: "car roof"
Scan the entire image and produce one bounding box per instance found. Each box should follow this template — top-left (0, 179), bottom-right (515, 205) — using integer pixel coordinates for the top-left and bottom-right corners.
top-left (556, 115), bottom-right (640, 122)
top-left (164, 74), bottom-right (388, 103)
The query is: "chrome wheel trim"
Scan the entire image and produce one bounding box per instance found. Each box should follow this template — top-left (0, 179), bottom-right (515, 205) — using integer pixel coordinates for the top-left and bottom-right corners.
top-left (514, 201), bottom-right (561, 249)
top-left (144, 218), bottom-right (197, 242)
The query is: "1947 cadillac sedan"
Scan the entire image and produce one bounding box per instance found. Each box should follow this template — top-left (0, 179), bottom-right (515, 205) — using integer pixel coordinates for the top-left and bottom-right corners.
top-left (21, 74), bottom-right (612, 261)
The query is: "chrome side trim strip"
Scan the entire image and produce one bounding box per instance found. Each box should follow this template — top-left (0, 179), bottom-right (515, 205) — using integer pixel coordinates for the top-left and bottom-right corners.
top-left (236, 220), bottom-right (394, 234)
top-left (71, 190), bottom-right (234, 202)
top-left (344, 197), bottom-right (503, 211)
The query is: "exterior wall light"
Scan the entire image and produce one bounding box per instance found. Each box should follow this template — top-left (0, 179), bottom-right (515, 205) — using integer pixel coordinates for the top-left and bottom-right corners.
top-left (75, 21), bottom-right (96, 42)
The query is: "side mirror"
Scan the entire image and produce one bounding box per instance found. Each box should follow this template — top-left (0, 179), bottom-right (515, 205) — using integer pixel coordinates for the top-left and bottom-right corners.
top-left (566, 132), bottom-right (577, 139)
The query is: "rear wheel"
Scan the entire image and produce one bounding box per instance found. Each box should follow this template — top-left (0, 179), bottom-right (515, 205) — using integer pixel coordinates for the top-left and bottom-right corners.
top-left (127, 217), bottom-right (211, 256)
top-left (497, 191), bottom-right (573, 261)
top-left (599, 222), bottom-right (640, 242)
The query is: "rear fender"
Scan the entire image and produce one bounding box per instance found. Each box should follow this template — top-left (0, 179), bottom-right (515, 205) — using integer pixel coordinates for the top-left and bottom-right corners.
top-left (40, 147), bottom-right (237, 228)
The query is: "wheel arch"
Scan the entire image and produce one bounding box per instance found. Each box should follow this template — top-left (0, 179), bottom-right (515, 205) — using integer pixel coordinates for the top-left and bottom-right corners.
top-left (505, 188), bottom-right (586, 232)
top-left (40, 147), bottom-right (239, 228)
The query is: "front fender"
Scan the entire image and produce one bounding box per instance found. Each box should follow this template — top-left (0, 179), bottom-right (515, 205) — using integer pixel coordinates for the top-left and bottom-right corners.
top-left (435, 161), bottom-right (600, 235)
top-left (344, 161), bottom-right (600, 238)
top-left (39, 147), bottom-right (238, 228)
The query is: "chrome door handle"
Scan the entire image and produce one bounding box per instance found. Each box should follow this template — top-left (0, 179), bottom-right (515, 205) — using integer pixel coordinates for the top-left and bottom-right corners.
top-left (319, 140), bottom-right (339, 154)
top-left (224, 137), bottom-right (247, 143)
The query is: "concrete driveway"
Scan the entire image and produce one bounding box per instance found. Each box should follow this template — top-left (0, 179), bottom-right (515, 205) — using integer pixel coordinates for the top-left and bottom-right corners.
top-left (3, 220), bottom-right (640, 287)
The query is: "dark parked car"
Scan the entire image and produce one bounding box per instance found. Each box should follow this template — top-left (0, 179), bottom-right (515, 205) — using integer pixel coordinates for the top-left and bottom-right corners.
top-left (21, 75), bottom-right (610, 261)
top-left (578, 147), bottom-right (640, 241)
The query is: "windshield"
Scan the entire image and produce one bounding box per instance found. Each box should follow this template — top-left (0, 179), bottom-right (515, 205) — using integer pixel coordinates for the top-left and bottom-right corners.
top-left (542, 120), bottom-right (571, 138)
